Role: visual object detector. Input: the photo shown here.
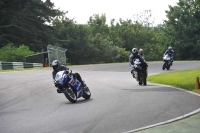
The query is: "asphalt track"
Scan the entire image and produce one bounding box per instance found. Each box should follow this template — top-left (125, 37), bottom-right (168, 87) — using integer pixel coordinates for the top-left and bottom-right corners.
top-left (0, 61), bottom-right (200, 133)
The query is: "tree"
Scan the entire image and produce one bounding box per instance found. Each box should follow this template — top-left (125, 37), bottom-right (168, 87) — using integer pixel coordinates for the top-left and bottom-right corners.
top-left (0, 0), bottom-right (64, 52)
top-left (164, 0), bottom-right (200, 60)
top-left (51, 17), bottom-right (94, 64)
top-left (87, 14), bottom-right (109, 36)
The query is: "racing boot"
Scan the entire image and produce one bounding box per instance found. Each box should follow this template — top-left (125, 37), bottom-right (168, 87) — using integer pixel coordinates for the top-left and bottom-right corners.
top-left (55, 83), bottom-right (62, 93)
top-left (80, 80), bottom-right (85, 88)
top-left (57, 88), bottom-right (62, 93)
top-left (131, 70), bottom-right (135, 78)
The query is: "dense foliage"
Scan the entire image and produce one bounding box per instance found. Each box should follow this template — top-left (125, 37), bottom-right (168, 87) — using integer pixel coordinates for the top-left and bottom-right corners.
top-left (0, 0), bottom-right (199, 64)
top-left (0, 0), bottom-right (64, 51)
top-left (164, 0), bottom-right (200, 60)
top-left (0, 44), bottom-right (34, 62)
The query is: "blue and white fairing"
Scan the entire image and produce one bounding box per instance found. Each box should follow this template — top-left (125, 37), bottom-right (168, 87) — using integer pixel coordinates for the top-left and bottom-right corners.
top-left (163, 54), bottom-right (171, 61)
top-left (55, 71), bottom-right (83, 98)
top-left (134, 59), bottom-right (142, 70)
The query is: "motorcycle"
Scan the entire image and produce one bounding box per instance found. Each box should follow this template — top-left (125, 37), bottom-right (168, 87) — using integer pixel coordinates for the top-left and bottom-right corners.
top-left (162, 54), bottom-right (172, 70)
top-left (54, 70), bottom-right (91, 103)
top-left (131, 59), bottom-right (148, 85)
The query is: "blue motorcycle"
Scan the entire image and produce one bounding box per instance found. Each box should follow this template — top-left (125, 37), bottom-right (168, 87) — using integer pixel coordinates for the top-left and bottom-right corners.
top-left (54, 70), bottom-right (91, 103)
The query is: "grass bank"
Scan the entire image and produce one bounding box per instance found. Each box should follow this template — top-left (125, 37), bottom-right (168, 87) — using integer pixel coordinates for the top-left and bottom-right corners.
top-left (147, 68), bottom-right (200, 94)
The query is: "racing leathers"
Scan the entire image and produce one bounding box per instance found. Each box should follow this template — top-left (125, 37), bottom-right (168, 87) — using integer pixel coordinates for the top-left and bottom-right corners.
top-left (164, 49), bottom-right (174, 65)
top-left (52, 65), bottom-right (85, 93)
top-left (129, 54), bottom-right (147, 78)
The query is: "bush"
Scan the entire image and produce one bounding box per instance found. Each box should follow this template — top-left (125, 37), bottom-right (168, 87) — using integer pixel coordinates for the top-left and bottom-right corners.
top-left (0, 44), bottom-right (34, 62)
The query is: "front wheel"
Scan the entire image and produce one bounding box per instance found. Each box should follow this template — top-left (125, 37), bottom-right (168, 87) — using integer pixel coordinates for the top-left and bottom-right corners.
top-left (82, 84), bottom-right (91, 99)
top-left (162, 63), bottom-right (166, 70)
top-left (63, 87), bottom-right (77, 103)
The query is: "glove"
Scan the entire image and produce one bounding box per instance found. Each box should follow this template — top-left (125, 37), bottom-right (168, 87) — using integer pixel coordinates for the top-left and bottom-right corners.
top-left (65, 69), bottom-right (72, 74)
top-left (54, 81), bottom-right (62, 88)
top-left (54, 83), bottom-right (58, 87)
top-left (131, 65), bottom-right (134, 68)
top-left (54, 81), bottom-right (58, 87)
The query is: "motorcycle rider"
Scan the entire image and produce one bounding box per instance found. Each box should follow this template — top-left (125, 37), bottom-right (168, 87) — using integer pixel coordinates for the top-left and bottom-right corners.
top-left (129, 48), bottom-right (147, 78)
top-left (138, 48), bottom-right (146, 62)
top-left (52, 60), bottom-right (85, 93)
top-left (163, 46), bottom-right (174, 66)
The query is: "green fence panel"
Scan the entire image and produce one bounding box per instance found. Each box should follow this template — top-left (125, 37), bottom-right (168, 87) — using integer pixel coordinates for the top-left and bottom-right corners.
top-left (0, 62), bottom-right (43, 70)
top-left (1, 62), bottom-right (13, 70)
top-left (23, 62), bottom-right (33, 68)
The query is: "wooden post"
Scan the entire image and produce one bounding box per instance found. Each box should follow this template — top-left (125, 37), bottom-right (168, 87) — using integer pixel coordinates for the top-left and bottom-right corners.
top-left (195, 76), bottom-right (200, 89)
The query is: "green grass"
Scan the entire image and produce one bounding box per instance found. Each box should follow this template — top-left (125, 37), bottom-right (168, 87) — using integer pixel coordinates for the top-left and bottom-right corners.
top-left (147, 68), bottom-right (200, 93)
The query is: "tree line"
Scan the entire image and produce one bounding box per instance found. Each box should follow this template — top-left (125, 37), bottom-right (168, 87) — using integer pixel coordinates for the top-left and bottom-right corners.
top-left (0, 0), bottom-right (199, 64)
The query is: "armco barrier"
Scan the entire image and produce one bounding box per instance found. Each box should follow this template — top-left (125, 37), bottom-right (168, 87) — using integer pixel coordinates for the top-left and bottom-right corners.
top-left (13, 62), bottom-right (24, 69)
top-left (23, 62), bottom-right (33, 68)
top-left (1, 62), bottom-right (13, 70)
top-left (0, 62), bottom-right (43, 70)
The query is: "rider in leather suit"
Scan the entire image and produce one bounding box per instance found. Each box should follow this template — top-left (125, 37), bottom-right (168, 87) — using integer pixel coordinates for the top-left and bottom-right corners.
top-left (52, 60), bottom-right (84, 93)
top-left (129, 48), bottom-right (146, 78)
top-left (164, 46), bottom-right (174, 65)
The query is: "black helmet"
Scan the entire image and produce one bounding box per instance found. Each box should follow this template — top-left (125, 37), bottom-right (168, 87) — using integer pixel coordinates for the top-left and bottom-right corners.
top-left (132, 48), bottom-right (138, 55)
top-left (52, 60), bottom-right (60, 71)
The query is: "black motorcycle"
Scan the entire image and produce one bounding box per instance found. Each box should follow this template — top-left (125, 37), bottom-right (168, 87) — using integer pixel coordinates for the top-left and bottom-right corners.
top-left (131, 59), bottom-right (148, 85)
top-left (162, 54), bottom-right (172, 70)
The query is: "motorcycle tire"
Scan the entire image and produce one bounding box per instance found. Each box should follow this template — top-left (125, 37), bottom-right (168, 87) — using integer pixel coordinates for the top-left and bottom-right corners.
top-left (63, 87), bottom-right (77, 103)
top-left (143, 73), bottom-right (147, 85)
top-left (162, 63), bottom-right (166, 70)
top-left (82, 85), bottom-right (91, 99)
top-left (138, 72), bottom-right (142, 85)
top-left (167, 65), bottom-right (170, 70)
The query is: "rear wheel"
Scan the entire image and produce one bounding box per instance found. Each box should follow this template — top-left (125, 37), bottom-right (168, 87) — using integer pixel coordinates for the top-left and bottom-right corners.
top-left (142, 71), bottom-right (147, 85)
top-left (63, 87), bottom-right (77, 103)
top-left (167, 63), bottom-right (170, 70)
top-left (139, 82), bottom-right (142, 85)
top-left (82, 84), bottom-right (91, 99)
top-left (167, 66), bottom-right (170, 70)
top-left (138, 72), bottom-right (143, 85)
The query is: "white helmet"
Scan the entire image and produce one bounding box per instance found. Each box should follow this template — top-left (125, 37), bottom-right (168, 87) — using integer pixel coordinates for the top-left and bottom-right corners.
top-left (168, 46), bottom-right (172, 50)
top-left (132, 48), bottom-right (138, 55)
top-left (52, 60), bottom-right (60, 71)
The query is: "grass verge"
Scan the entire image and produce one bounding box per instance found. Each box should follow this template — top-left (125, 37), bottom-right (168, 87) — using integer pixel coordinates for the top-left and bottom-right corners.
top-left (147, 68), bottom-right (200, 94)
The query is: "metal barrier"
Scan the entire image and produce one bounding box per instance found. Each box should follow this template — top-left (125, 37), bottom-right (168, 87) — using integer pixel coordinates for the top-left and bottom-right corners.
top-left (0, 62), bottom-right (43, 70)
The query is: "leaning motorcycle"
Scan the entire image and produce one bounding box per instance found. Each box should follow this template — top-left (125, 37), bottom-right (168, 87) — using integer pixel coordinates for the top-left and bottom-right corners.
top-left (131, 59), bottom-right (148, 85)
top-left (54, 70), bottom-right (91, 103)
top-left (162, 54), bottom-right (172, 70)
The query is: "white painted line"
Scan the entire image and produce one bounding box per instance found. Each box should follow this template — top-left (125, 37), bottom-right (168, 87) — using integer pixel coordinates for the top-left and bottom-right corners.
top-left (122, 108), bottom-right (200, 133)
top-left (122, 82), bottom-right (200, 133)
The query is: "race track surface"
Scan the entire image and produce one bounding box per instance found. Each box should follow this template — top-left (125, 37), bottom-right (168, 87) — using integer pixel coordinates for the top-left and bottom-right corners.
top-left (0, 61), bottom-right (200, 133)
